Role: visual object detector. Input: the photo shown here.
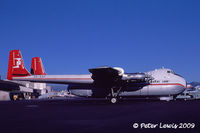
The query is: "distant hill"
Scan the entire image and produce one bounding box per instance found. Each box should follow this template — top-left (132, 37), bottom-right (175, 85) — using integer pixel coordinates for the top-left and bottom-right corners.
top-left (189, 82), bottom-right (200, 87)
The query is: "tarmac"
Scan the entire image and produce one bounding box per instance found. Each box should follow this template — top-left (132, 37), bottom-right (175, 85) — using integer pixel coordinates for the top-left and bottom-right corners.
top-left (0, 98), bottom-right (200, 133)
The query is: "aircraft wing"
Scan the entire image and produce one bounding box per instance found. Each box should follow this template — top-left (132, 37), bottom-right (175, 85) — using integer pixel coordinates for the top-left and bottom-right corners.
top-left (89, 66), bottom-right (151, 87)
top-left (0, 80), bottom-right (33, 92)
top-left (0, 80), bottom-right (20, 91)
top-left (89, 67), bottom-right (122, 83)
top-left (89, 66), bottom-right (151, 81)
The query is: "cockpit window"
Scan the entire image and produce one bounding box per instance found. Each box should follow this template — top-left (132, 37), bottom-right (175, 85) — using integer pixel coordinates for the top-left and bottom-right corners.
top-left (174, 73), bottom-right (184, 78)
top-left (167, 71), bottom-right (174, 74)
top-left (167, 70), bottom-right (183, 78)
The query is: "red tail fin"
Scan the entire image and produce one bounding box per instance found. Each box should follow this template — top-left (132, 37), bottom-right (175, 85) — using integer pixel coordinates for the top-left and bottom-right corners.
top-left (31, 57), bottom-right (46, 75)
top-left (7, 50), bottom-right (31, 80)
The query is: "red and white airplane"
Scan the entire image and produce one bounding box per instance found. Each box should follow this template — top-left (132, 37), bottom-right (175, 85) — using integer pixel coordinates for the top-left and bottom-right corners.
top-left (7, 50), bottom-right (187, 103)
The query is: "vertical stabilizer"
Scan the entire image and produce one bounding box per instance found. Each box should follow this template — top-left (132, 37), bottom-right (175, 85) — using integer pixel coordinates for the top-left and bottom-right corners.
top-left (7, 50), bottom-right (31, 80)
top-left (31, 57), bottom-right (46, 75)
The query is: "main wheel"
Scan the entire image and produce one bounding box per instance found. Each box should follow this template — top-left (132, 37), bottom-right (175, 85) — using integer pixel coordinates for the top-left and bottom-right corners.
top-left (111, 97), bottom-right (118, 104)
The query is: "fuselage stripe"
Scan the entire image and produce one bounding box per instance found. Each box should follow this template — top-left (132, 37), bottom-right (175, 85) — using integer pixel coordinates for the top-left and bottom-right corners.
top-left (15, 78), bottom-right (93, 80)
top-left (149, 83), bottom-right (185, 88)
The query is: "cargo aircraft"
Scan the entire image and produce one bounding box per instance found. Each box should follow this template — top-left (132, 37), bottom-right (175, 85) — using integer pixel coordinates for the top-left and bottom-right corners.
top-left (7, 50), bottom-right (187, 103)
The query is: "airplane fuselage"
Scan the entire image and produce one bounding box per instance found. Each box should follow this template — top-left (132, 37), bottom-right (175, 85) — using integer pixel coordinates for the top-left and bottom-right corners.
top-left (68, 68), bottom-right (186, 98)
top-left (12, 68), bottom-right (186, 98)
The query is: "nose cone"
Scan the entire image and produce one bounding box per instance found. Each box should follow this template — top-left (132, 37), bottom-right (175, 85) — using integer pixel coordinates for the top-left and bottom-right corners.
top-left (177, 76), bottom-right (187, 94)
top-left (181, 77), bottom-right (187, 89)
top-left (172, 75), bottom-right (187, 95)
top-left (173, 77), bottom-right (186, 95)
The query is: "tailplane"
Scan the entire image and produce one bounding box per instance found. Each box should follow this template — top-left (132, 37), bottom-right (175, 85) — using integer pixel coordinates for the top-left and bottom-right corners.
top-left (31, 57), bottom-right (46, 75)
top-left (7, 50), bottom-right (31, 80)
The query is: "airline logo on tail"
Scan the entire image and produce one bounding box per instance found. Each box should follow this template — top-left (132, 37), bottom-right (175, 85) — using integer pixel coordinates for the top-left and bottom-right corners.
top-left (13, 58), bottom-right (22, 68)
top-left (7, 50), bottom-right (31, 80)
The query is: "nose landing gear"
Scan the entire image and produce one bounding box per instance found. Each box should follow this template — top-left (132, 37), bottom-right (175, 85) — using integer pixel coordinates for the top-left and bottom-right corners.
top-left (111, 97), bottom-right (118, 104)
top-left (109, 87), bottom-right (122, 104)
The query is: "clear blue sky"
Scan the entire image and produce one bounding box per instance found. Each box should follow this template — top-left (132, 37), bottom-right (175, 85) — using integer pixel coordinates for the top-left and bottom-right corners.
top-left (0, 0), bottom-right (200, 82)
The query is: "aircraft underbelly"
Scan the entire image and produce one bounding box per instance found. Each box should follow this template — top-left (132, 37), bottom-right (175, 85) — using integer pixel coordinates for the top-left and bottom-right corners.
top-left (69, 84), bottom-right (185, 97)
top-left (119, 85), bottom-right (184, 96)
top-left (69, 89), bottom-right (93, 97)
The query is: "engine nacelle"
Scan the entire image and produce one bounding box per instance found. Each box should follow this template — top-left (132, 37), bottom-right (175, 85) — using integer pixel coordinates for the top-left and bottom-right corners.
top-left (113, 67), bottom-right (125, 76)
top-left (122, 73), bottom-right (148, 81)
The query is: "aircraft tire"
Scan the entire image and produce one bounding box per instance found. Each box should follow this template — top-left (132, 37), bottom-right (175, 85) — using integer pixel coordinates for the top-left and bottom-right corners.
top-left (110, 97), bottom-right (118, 104)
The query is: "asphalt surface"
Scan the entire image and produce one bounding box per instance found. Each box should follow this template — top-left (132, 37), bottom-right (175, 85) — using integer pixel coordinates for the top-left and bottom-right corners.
top-left (0, 98), bottom-right (200, 133)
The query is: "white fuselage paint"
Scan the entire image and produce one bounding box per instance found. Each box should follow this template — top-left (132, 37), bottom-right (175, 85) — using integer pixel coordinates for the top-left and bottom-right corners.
top-left (119, 68), bottom-right (186, 97)
top-left (13, 68), bottom-right (186, 98)
top-left (69, 68), bottom-right (186, 97)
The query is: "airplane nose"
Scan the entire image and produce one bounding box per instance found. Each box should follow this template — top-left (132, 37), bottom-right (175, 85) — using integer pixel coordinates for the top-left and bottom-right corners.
top-left (182, 78), bottom-right (187, 89)
top-left (174, 77), bottom-right (187, 94)
top-left (179, 77), bottom-right (187, 95)
top-left (178, 76), bottom-right (186, 88)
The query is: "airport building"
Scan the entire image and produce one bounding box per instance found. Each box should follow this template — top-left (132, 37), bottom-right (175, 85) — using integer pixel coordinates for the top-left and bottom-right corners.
top-left (7, 80), bottom-right (51, 100)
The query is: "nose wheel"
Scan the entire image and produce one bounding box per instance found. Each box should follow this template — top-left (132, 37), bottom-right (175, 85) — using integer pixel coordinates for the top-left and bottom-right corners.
top-left (111, 97), bottom-right (118, 104)
top-left (109, 87), bottom-right (122, 104)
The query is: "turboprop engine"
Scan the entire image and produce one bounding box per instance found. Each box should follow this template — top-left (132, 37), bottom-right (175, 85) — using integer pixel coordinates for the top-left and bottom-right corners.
top-left (113, 67), bottom-right (125, 76)
top-left (112, 67), bottom-right (151, 82)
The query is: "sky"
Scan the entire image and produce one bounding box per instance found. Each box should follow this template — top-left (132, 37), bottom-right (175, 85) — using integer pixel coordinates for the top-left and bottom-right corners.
top-left (0, 0), bottom-right (200, 82)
